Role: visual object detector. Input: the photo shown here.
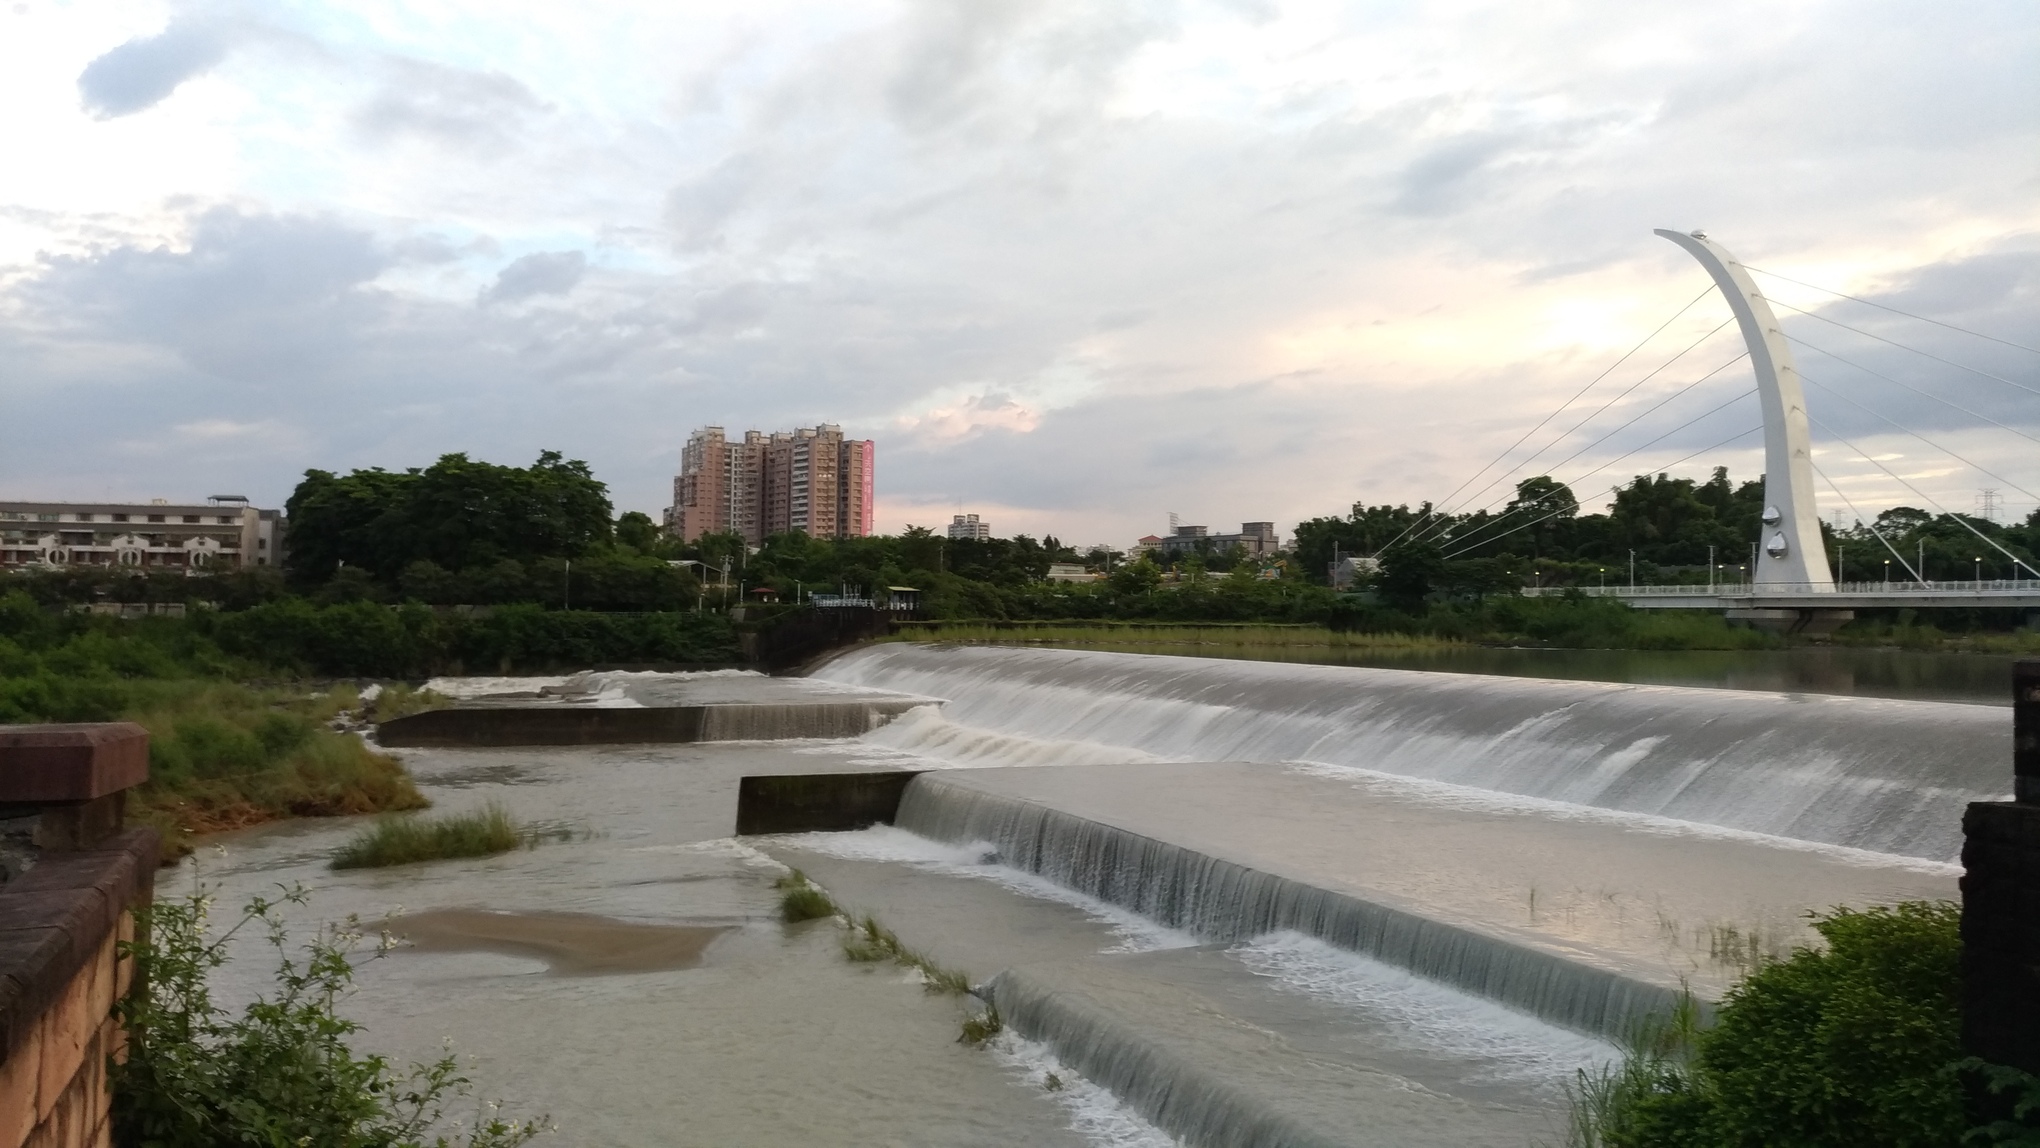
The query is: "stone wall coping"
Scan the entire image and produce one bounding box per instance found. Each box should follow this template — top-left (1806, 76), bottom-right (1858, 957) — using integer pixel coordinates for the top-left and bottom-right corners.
top-left (0, 724), bottom-right (150, 804)
top-left (0, 828), bottom-right (157, 1065)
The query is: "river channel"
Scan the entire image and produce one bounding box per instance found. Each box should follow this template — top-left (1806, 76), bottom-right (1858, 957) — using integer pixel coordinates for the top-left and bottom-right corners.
top-left (184, 645), bottom-right (2015, 1146)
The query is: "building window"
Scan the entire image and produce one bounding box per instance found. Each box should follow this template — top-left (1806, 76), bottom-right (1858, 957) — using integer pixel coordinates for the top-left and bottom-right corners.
top-left (217, 516), bottom-right (235, 524)
top-left (257, 539), bottom-right (267, 549)
top-left (183, 515), bottom-right (200, 523)
top-left (112, 514), bottom-right (129, 522)
top-left (74, 513), bottom-right (94, 522)
top-left (37, 514), bottom-right (57, 522)
top-left (147, 515), bottom-right (164, 523)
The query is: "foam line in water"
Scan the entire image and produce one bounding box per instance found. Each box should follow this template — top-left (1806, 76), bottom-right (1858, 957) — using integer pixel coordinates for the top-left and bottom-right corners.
top-left (986, 967), bottom-right (1349, 1148)
top-left (991, 1034), bottom-right (1185, 1148)
top-left (1231, 931), bottom-right (1616, 1092)
top-left (898, 773), bottom-right (1698, 1040)
top-left (773, 825), bottom-right (1196, 953)
top-left (822, 645), bottom-right (2008, 860)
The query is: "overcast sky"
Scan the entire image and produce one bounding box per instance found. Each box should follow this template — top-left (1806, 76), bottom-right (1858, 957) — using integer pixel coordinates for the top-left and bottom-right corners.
top-left (2, 0), bottom-right (2035, 546)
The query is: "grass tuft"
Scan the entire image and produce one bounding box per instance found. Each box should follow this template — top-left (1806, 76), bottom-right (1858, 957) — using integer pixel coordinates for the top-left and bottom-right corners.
top-left (958, 1004), bottom-right (1003, 1046)
top-left (776, 869), bottom-right (840, 923)
top-left (840, 915), bottom-right (971, 993)
top-left (329, 801), bottom-right (566, 869)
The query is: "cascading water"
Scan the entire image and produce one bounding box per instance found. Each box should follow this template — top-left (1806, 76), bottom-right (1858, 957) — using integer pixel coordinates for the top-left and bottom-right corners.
top-left (821, 645), bottom-right (2008, 861)
top-left (897, 773), bottom-right (1690, 1040)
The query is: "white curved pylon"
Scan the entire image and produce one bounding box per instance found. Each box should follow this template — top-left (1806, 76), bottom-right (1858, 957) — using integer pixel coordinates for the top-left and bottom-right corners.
top-left (1655, 229), bottom-right (1834, 592)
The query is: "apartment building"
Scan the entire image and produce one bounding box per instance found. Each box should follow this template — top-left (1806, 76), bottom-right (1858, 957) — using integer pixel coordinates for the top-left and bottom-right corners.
top-left (1158, 521), bottom-right (1282, 558)
top-left (0, 497), bottom-right (285, 571)
top-left (947, 513), bottom-right (990, 540)
top-left (669, 424), bottom-right (875, 544)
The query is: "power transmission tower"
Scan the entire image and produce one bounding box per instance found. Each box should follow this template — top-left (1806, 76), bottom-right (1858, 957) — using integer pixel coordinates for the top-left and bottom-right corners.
top-left (1978, 488), bottom-right (2003, 522)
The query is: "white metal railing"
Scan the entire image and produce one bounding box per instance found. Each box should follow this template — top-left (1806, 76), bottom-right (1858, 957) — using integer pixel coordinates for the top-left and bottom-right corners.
top-left (1524, 579), bottom-right (2040, 597)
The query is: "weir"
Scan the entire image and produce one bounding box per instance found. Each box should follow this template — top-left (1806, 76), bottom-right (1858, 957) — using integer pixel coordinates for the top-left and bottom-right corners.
top-left (823, 644), bottom-right (2008, 860)
top-left (892, 763), bottom-right (1956, 1040)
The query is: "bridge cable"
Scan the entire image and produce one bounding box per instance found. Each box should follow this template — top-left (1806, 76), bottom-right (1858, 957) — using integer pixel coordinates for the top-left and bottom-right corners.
top-left (1809, 459), bottom-right (1926, 584)
top-left (1377, 283), bottom-right (1717, 553)
top-left (1437, 391), bottom-right (1759, 558)
top-left (1413, 349), bottom-right (1749, 548)
top-left (1785, 334), bottom-right (2040, 448)
top-left (1746, 266), bottom-right (2040, 358)
top-left (1795, 371), bottom-right (2040, 504)
top-left (1440, 421), bottom-right (1763, 561)
top-left (1802, 410), bottom-right (2040, 578)
top-left (1766, 296), bottom-right (2040, 399)
top-left (1405, 317), bottom-right (1738, 548)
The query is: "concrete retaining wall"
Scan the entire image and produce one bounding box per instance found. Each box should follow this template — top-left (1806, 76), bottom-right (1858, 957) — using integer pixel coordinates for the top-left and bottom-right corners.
top-left (378, 701), bottom-right (923, 747)
top-left (734, 772), bottom-right (923, 835)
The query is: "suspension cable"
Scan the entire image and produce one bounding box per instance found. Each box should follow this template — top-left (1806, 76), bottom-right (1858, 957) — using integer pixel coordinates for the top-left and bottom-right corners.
top-left (1441, 422), bottom-right (1763, 560)
top-left (1746, 266), bottom-right (2040, 357)
top-left (1811, 459), bottom-right (1925, 584)
top-left (1803, 412), bottom-right (2040, 578)
top-left (1411, 349), bottom-right (1749, 545)
top-left (1796, 371), bottom-right (2040, 504)
top-left (1437, 388), bottom-right (1757, 557)
top-left (1407, 317), bottom-right (1736, 546)
top-left (1378, 283), bottom-right (1717, 552)
top-left (1767, 296), bottom-right (2040, 399)
top-left (1786, 334), bottom-right (2040, 447)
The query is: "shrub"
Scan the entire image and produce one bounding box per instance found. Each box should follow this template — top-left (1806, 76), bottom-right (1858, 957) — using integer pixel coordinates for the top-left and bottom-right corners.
top-left (1575, 901), bottom-right (1965, 1148)
top-left (114, 886), bottom-right (548, 1146)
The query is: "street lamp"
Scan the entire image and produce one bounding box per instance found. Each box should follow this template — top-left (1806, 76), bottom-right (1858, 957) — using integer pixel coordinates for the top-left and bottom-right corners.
top-left (1628, 549), bottom-right (1635, 590)
top-left (1976, 556), bottom-right (1983, 585)
top-left (1883, 559), bottom-right (1890, 588)
top-left (1598, 567), bottom-right (1605, 590)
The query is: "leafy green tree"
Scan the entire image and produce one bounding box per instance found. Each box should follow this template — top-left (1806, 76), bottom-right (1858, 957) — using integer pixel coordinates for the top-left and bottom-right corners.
top-left (285, 451), bottom-right (612, 584)
top-left (1377, 541), bottom-right (1446, 609)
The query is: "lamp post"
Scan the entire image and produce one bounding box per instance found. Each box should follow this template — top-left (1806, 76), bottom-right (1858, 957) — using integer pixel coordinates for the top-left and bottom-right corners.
top-left (1628, 549), bottom-right (1635, 590)
top-left (563, 559), bottom-right (571, 610)
top-left (1977, 557), bottom-right (1983, 586)
top-left (1708, 545), bottom-right (1715, 591)
top-left (1599, 567), bottom-right (1605, 590)
top-left (1884, 559), bottom-right (1890, 588)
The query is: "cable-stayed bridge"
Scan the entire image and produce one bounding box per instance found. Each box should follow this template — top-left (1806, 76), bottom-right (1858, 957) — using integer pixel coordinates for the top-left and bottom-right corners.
top-left (1394, 229), bottom-right (2039, 632)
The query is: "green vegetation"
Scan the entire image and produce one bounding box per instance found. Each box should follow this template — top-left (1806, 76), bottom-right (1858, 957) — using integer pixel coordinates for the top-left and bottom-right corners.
top-left (1564, 901), bottom-right (2040, 1147)
top-left (115, 885), bottom-right (548, 1146)
top-left (958, 1004), bottom-right (1004, 1047)
top-left (775, 869), bottom-right (840, 923)
top-left (841, 914), bottom-right (973, 994)
top-left (330, 802), bottom-right (570, 870)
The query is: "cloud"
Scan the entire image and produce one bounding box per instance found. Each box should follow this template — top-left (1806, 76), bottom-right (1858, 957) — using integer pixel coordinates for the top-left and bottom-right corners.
top-left (77, 20), bottom-right (232, 118)
top-left (481, 251), bottom-right (588, 305)
top-left (352, 59), bottom-right (549, 154)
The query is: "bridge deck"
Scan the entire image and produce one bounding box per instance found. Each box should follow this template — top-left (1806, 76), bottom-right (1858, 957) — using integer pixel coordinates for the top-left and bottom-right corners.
top-left (1523, 581), bottom-right (2040, 610)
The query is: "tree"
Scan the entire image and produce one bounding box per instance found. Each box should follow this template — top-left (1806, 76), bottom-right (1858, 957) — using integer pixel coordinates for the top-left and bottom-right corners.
top-left (1376, 541), bottom-right (1446, 610)
top-left (285, 451), bottom-right (612, 584)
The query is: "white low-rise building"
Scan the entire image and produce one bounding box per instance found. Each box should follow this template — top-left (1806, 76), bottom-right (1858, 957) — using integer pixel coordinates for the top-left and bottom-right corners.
top-left (0, 497), bottom-right (285, 572)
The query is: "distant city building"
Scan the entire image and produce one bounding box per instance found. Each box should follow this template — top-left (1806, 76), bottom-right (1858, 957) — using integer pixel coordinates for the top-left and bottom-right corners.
top-left (0, 496), bottom-right (284, 571)
top-left (1045, 563), bottom-right (1097, 583)
top-left (947, 513), bottom-right (990, 541)
top-left (1157, 522), bottom-right (1282, 559)
top-left (1131, 535), bottom-right (1164, 558)
top-left (668, 424), bottom-right (875, 545)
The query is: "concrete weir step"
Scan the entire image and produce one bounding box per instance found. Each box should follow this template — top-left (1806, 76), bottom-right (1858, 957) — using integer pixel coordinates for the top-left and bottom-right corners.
top-left (986, 952), bottom-right (1572, 1148)
top-left (760, 845), bottom-right (1586, 1148)
top-left (377, 699), bottom-right (924, 747)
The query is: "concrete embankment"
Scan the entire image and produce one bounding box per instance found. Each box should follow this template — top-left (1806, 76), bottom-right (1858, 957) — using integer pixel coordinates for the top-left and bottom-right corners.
top-left (378, 699), bottom-right (927, 747)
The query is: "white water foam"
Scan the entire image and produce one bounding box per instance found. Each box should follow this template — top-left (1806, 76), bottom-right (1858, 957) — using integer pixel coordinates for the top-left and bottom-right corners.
top-left (1230, 931), bottom-right (1617, 1092)
top-left (1283, 761), bottom-right (1964, 878)
top-left (992, 1034), bottom-right (1183, 1148)
top-left (774, 825), bottom-right (1195, 953)
top-left (420, 675), bottom-right (570, 698)
top-left (853, 704), bottom-right (1163, 770)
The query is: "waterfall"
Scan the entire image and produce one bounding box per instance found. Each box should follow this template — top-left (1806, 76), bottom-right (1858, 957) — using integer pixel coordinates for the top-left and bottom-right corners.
top-left (984, 967), bottom-right (1351, 1148)
top-left (901, 773), bottom-right (1695, 1040)
top-left (826, 645), bottom-right (2008, 860)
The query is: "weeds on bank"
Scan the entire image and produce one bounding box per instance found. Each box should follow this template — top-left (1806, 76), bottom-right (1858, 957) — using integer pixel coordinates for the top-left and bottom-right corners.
top-left (958, 1004), bottom-right (1004, 1046)
top-left (115, 883), bottom-right (549, 1146)
top-left (121, 680), bottom-right (429, 857)
top-left (330, 802), bottom-right (572, 869)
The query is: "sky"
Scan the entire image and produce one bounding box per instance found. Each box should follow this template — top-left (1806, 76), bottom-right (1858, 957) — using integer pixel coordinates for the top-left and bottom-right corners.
top-left (1, 0), bottom-right (2036, 548)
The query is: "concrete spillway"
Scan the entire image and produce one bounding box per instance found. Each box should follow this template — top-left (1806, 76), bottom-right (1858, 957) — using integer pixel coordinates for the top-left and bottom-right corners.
top-left (892, 764), bottom-right (1956, 1035)
top-left (820, 644), bottom-right (2008, 861)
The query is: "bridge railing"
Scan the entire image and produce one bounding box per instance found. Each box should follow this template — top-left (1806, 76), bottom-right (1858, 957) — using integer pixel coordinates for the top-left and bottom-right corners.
top-left (1524, 580), bottom-right (2040, 598)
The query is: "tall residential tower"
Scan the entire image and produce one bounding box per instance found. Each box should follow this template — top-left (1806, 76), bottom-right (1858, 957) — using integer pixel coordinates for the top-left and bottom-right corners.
top-left (669, 424), bottom-right (874, 544)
